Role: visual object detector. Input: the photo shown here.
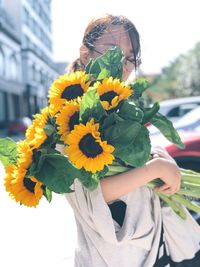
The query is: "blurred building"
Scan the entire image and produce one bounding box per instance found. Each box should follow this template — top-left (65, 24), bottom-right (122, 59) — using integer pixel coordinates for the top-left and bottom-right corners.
top-left (55, 62), bottom-right (67, 74)
top-left (0, 0), bottom-right (24, 128)
top-left (0, 0), bottom-right (59, 128)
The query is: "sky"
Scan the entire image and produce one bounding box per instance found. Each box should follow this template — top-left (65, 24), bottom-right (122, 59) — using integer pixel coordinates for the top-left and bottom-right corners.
top-left (51, 0), bottom-right (200, 74)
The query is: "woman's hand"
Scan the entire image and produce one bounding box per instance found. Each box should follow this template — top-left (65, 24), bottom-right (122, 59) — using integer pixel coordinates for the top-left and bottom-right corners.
top-left (100, 146), bottom-right (181, 203)
top-left (154, 158), bottom-right (181, 195)
top-left (150, 146), bottom-right (181, 195)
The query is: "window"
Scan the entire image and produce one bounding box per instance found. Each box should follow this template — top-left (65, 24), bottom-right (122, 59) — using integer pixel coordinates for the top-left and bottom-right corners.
top-left (35, 23), bottom-right (40, 38)
top-left (0, 47), bottom-right (5, 76)
top-left (38, 3), bottom-right (43, 17)
top-left (22, 35), bottom-right (29, 48)
top-left (32, 19), bottom-right (37, 34)
top-left (34, 0), bottom-right (40, 14)
top-left (179, 103), bottom-right (199, 117)
top-left (10, 55), bottom-right (18, 80)
top-left (167, 103), bottom-right (200, 118)
top-left (49, 41), bottom-right (52, 51)
top-left (0, 91), bottom-right (5, 122)
top-left (22, 7), bottom-right (29, 24)
top-left (46, 74), bottom-right (52, 88)
top-left (31, 64), bottom-right (36, 81)
top-left (29, 16), bottom-right (34, 31)
top-left (37, 47), bottom-right (42, 57)
top-left (40, 70), bottom-right (45, 84)
top-left (25, 35), bottom-right (31, 48)
top-left (167, 107), bottom-right (179, 117)
top-left (32, 43), bottom-right (37, 52)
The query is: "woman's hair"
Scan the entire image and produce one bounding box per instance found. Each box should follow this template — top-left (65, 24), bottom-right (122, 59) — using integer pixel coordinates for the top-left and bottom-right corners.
top-left (68, 14), bottom-right (141, 73)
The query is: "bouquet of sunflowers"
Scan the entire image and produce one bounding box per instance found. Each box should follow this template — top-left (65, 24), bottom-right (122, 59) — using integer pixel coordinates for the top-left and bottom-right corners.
top-left (1, 46), bottom-right (200, 220)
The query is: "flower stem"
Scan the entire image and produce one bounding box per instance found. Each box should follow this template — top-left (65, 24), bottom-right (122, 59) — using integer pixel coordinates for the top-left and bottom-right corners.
top-left (106, 163), bottom-right (200, 220)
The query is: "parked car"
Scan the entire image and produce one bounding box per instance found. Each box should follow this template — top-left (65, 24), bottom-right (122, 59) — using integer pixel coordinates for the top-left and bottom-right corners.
top-left (150, 105), bottom-right (200, 171)
top-left (171, 106), bottom-right (200, 132)
top-left (7, 117), bottom-right (32, 135)
top-left (159, 96), bottom-right (200, 123)
top-left (149, 105), bottom-right (200, 135)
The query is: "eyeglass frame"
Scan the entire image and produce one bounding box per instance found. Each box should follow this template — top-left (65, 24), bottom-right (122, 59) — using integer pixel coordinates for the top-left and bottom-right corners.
top-left (91, 47), bottom-right (136, 72)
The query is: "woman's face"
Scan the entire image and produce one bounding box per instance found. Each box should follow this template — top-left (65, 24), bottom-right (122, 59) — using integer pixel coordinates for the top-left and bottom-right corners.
top-left (89, 25), bottom-right (135, 81)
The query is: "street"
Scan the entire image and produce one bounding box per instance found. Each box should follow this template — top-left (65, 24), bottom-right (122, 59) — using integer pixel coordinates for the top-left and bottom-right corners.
top-left (0, 163), bottom-right (76, 267)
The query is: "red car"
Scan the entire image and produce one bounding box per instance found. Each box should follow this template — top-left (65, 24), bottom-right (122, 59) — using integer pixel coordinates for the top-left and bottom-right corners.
top-left (165, 131), bottom-right (200, 172)
top-left (7, 117), bottom-right (32, 135)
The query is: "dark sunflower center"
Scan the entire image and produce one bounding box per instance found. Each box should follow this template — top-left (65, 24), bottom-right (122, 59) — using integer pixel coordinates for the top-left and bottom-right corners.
top-left (69, 111), bottom-right (79, 131)
top-left (79, 133), bottom-right (103, 158)
top-left (100, 91), bottom-right (118, 104)
top-left (23, 177), bottom-right (36, 193)
top-left (61, 84), bottom-right (84, 100)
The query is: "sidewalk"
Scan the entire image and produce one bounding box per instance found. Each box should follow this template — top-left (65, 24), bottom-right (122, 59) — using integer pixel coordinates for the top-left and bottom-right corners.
top-left (0, 163), bottom-right (76, 267)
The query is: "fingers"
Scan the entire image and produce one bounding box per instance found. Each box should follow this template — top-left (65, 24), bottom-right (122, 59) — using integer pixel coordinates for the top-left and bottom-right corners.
top-left (154, 184), bottom-right (180, 195)
top-left (160, 186), bottom-right (179, 195)
top-left (154, 184), bottom-right (169, 192)
top-left (161, 188), bottom-right (177, 195)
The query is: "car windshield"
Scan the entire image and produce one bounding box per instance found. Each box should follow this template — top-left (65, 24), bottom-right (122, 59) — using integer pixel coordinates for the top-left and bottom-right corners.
top-left (170, 106), bottom-right (200, 132)
top-left (175, 106), bottom-right (200, 126)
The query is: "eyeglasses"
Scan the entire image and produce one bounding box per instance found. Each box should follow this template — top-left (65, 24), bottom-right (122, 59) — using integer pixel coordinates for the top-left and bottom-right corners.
top-left (92, 48), bottom-right (135, 72)
top-left (123, 57), bottom-right (135, 72)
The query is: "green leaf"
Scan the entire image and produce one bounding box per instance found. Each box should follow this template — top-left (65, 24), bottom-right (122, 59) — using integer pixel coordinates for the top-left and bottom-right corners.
top-left (30, 152), bottom-right (99, 193)
top-left (30, 153), bottom-right (75, 193)
top-left (77, 173), bottom-right (99, 191)
top-left (85, 46), bottom-right (123, 80)
top-left (43, 124), bottom-right (55, 136)
top-left (114, 125), bottom-right (151, 167)
top-left (85, 59), bottom-right (101, 78)
top-left (97, 68), bottom-right (110, 80)
top-left (104, 121), bottom-right (142, 145)
top-left (130, 78), bottom-right (149, 100)
top-left (80, 87), bottom-right (106, 123)
top-left (78, 166), bottom-right (109, 191)
top-left (118, 101), bottom-right (144, 123)
top-left (101, 112), bottom-right (123, 130)
top-left (150, 113), bottom-right (185, 148)
top-left (0, 138), bottom-right (18, 167)
top-left (96, 165), bottom-right (109, 179)
top-left (142, 102), bottom-right (160, 124)
top-left (43, 186), bottom-right (53, 203)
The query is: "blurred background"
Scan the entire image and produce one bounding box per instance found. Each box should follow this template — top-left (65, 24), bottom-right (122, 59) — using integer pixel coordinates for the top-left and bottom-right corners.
top-left (0, 0), bottom-right (200, 266)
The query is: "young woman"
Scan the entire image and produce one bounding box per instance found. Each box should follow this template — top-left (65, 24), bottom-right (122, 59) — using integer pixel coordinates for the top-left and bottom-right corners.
top-left (64, 14), bottom-right (200, 267)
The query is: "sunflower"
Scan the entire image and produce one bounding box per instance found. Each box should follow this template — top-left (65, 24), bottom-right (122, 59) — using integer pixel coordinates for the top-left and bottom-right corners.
top-left (48, 103), bottom-right (60, 117)
top-left (4, 164), bottom-right (16, 196)
top-left (65, 119), bottom-right (115, 173)
top-left (48, 71), bottom-right (91, 113)
top-left (26, 107), bottom-right (49, 149)
top-left (94, 77), bottom-right (132, 110)
top-left (56, 102), bottom-right (80, 143)
top-left (4, 166), bottom-right (43, 208)
top-left (17, 140), bottom-right (33, 169)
